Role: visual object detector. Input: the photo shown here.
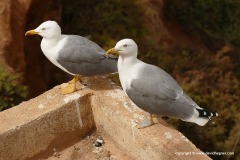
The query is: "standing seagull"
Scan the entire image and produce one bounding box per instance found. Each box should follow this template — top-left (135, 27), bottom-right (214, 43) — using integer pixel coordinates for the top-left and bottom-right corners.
top-left (107, 39), bottom-right (218, 126)
top-left (25, 21), bottom-right (117, 94)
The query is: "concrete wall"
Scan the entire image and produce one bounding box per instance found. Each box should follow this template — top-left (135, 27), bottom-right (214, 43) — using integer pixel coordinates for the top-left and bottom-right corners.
top-left (0, 76), bottom-right (211, 160)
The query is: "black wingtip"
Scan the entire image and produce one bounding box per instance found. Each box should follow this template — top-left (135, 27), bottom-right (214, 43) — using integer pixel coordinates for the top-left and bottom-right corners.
top-left (196, 108), bottom-right (218, 118)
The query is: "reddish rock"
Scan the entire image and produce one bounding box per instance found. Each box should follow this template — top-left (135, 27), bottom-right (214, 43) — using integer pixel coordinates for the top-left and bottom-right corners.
top-left (0, 0), bottom-right (61, 97)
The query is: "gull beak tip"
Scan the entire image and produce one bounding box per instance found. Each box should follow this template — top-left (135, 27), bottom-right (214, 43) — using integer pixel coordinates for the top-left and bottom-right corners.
top-left (106, 48), bottom-right (119, 57)
top-left (106, 48), bottom-right (114, 55)
top-left (25, 30), bottom-right (38, 36)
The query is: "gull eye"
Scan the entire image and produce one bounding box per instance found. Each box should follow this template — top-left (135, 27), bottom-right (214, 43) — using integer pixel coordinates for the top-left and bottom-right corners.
top-left (123, 44), bottom-right (128, 48)
top-left (42, 28), bottom-right (46, 30)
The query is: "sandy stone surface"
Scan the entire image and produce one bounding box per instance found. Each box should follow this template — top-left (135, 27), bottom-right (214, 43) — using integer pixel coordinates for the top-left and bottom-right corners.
top-left (0, 76), bottom-right (211, 160)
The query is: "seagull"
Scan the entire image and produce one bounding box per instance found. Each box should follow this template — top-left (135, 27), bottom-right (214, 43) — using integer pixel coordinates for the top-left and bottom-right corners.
top-left (106, 39), bottom-right (218, 127)
top-left (25, 21), bottom-right (117, 94)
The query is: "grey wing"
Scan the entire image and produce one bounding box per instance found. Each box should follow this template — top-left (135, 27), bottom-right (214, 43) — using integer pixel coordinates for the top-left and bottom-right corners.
top-left (126, 79), bottom-right (182, 116)
top-left (125, 64), bottom-right (193, 117)
top-left (59, 35), bottom-right (106, 63)
top-left (57, 35), bottom-right (117, 76)
top-left (136, 64), bottom-right (183, 99)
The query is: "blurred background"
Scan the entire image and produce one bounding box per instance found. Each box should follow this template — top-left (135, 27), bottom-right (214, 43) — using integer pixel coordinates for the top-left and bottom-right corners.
top-left (0, 0), bottom-right (239, 159)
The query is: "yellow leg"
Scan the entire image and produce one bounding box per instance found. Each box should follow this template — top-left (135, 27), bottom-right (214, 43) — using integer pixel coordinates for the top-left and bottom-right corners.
top-left (138, 114), bottom-right (155, 129)
top-left (68, 75), bottom-right (80, 84)
top-left (61, 75), bottom-right (80, 94)
top-left (150, 114), bottom-right (154, 125)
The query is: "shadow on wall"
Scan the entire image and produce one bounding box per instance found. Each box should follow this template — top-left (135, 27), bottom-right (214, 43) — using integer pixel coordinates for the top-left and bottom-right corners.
top-left (27, 93), bottom-right (96, 160)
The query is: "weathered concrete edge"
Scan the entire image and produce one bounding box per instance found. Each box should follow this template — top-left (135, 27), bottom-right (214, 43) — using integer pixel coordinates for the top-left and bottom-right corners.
top-left (89, 78), bottom-right (212, 160)
top-left (0, 85), bottom-right (96, 160)
top-left (0, 77), bottom-right (211, 160)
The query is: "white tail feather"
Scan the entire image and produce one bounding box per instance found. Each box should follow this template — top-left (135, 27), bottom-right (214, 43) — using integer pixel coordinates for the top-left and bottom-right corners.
top-left (182, 109), bottom-right (210, 126)
top-left (183, 116), bottom-right (209, 126)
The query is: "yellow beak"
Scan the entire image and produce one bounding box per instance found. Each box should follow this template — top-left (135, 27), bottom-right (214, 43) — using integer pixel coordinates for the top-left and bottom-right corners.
top-left (106, 48), bottom-right (119, 57)
top-left (25, 30), bottom-right (39, 36)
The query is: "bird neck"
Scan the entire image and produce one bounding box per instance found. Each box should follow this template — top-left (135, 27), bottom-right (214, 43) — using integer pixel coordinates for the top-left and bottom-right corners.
top-left (118, 55), bottom-right (137, 69)
top-left (42, 35), bottom-right (61, 46)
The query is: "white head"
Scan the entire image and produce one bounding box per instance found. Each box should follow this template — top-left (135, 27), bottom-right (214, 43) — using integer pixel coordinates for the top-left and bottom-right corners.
top-left (25, 21), bottom-right (61, 39)
top-left (107, 39), bottom-right (138, 58)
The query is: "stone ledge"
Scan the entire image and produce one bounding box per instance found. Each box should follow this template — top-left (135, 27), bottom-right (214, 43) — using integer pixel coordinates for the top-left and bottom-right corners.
top-left (0, 76), bottom-right (211, 160)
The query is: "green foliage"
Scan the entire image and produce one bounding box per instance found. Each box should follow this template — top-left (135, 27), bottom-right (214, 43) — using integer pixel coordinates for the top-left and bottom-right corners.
top-left (62, 0), bottom-right (146, 50)
top-left (0, 66), bottom-right (28, 111)
top-left (163, 0), bottom-right (240, 50)
top-left (163, 1), bottom-right (240, 158)
top-left (162, 48), bottom-right (240, 160)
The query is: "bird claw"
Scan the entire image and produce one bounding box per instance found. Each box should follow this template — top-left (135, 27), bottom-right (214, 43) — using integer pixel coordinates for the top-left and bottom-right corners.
top-left (61, 83), bottom-right (76, 94)
top-left (81, 81), bottom-right (89, 87)
top-left (138, 119), bottom-right (156, 129)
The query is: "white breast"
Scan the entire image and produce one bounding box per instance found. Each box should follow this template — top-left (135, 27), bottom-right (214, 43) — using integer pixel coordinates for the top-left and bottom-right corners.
top-left (40, 36), bottom-right (74, 75)
top-left (118, 56), bottom-right (142, 92)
